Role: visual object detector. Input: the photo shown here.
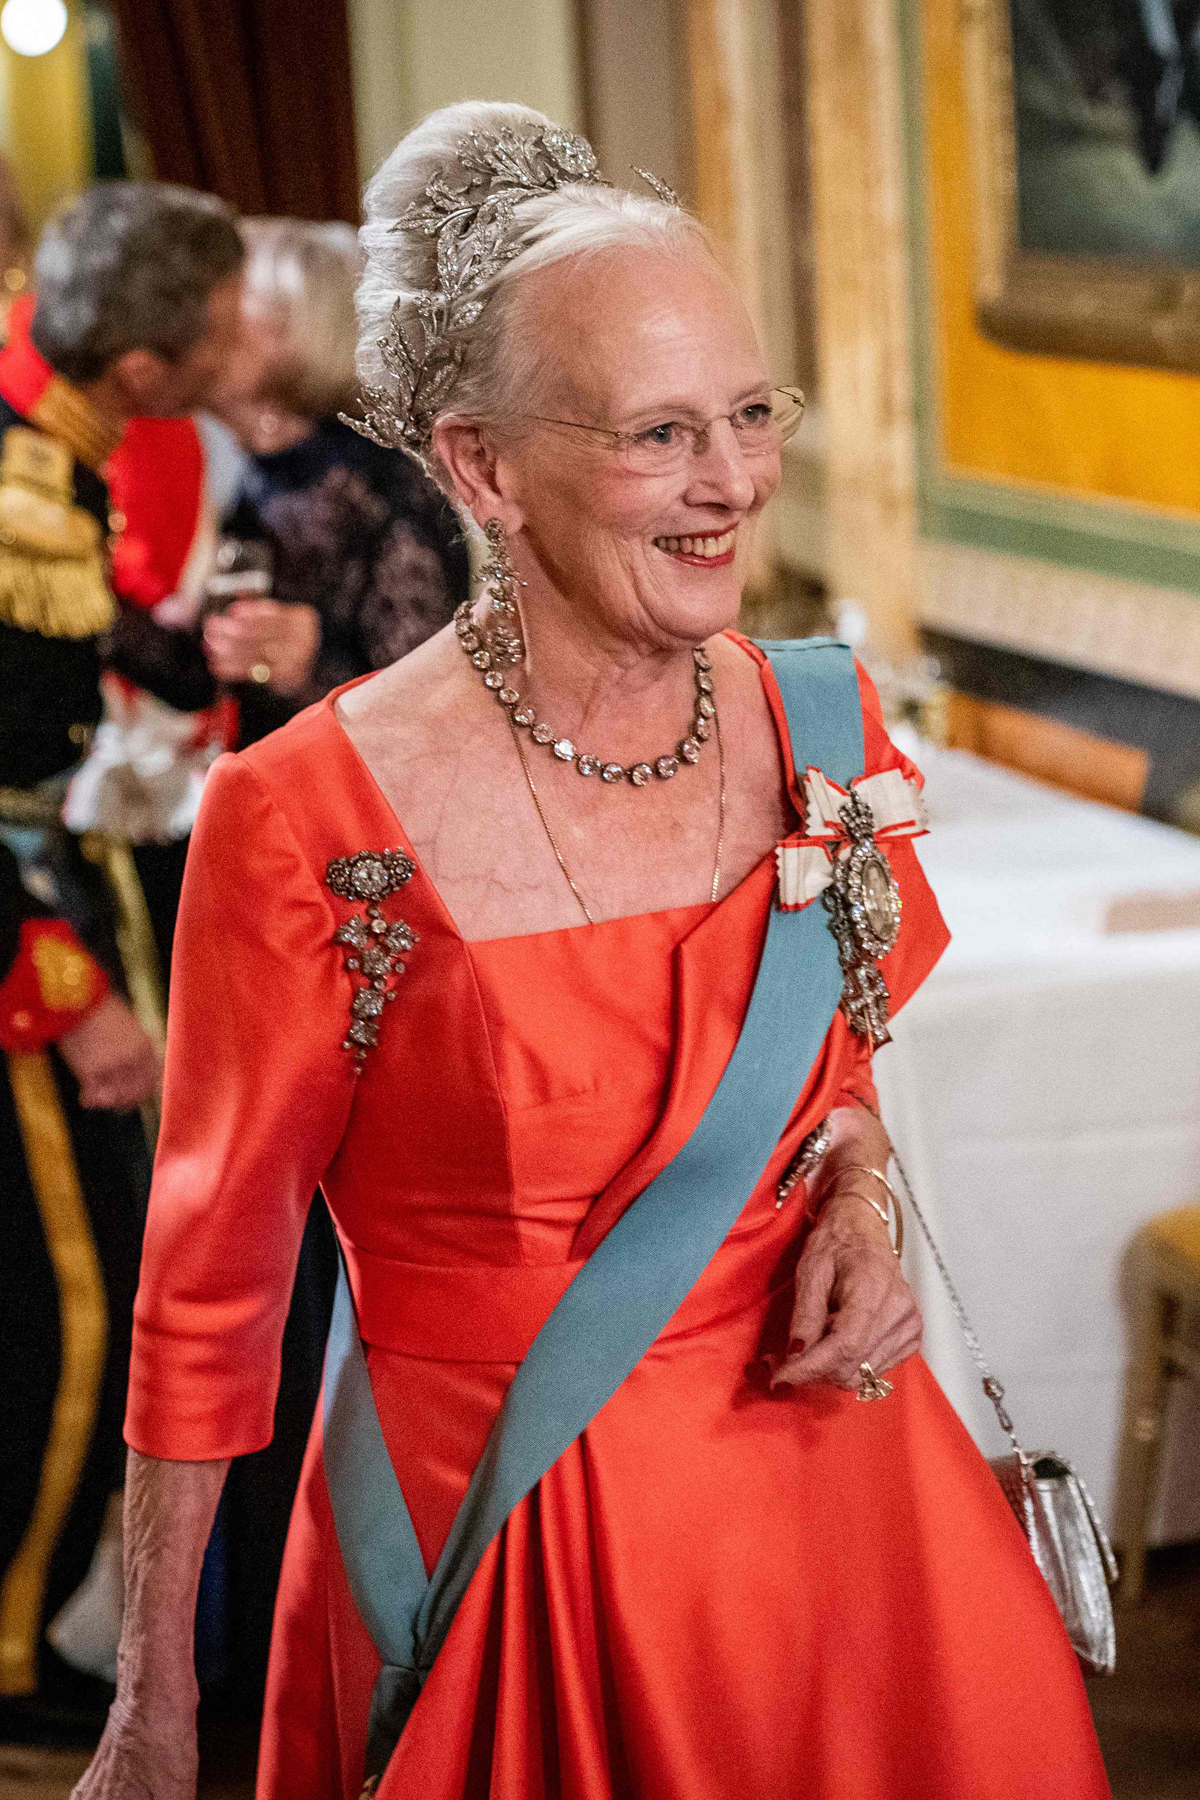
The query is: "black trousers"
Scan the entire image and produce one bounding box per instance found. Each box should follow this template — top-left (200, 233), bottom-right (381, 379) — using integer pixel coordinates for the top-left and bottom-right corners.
top-left (0, 1049), bottom-right (150, 1726)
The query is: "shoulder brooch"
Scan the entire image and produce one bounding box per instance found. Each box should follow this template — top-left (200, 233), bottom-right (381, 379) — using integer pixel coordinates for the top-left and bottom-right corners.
top-left (325, 849), bottom-right (419, 1072)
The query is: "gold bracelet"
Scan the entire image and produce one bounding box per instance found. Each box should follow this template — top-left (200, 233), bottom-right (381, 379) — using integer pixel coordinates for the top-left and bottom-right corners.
top-left (840, 1190), bottom-right (891, 1232)
top-left (839, 1163), bottom-right (895, 1202)
top-left (834, 1164), bottom-right (904, 1258)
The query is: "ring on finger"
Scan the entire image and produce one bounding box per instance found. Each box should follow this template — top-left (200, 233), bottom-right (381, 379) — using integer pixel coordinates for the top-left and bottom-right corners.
top-left (856, 1360), bottom-right (893, 1402)
top-left (863, 1324), bottom-right (921, 1376)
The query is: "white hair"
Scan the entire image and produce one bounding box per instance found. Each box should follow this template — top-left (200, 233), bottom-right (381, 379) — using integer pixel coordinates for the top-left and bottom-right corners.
top-left (242, 216), bottom-right (361, 416)
top-left (356, 100), bottom-right (712, 493)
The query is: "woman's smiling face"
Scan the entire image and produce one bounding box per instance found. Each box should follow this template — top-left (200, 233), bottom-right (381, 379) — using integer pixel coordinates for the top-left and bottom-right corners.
top-left (483, 244), bottom-right (782, 654)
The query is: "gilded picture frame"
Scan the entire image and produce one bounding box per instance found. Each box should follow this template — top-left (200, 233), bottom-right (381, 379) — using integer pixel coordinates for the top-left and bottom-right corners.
top-left (960, 0), bottom-right (1200, 373)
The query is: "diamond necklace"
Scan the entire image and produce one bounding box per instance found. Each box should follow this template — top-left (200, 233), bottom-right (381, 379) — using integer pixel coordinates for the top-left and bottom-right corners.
top-left (452, 598), bottom-right (718, 785)
top-left (509, 708), bottom-right (727, 927)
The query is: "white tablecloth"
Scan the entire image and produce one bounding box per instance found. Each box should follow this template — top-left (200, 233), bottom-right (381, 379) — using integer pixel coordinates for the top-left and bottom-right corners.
top-left (875, 737), bottom-right (1200, 1540)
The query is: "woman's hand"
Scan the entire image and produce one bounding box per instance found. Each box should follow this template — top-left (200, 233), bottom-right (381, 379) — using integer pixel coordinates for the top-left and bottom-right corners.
top-left (770, 1190), bottom-right (922, 1392)
top-left (203, 598), bottom-right (321, 696)
top-left (71, 1453), bottom-right (229, 1800)
top-left (71, 1690), bottom-right (197, 1800)
top-left (59, 993), bottom-right (161, 1110)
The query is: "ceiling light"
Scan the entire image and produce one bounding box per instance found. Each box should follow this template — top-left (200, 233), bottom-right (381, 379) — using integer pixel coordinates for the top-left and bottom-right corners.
top-left (1, 0), bottom-right (68, 58)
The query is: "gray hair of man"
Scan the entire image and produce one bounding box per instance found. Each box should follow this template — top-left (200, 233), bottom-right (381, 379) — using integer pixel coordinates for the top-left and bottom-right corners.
top-left (31, 181), bottom-right (244, 384)
top-left (242, 216), bottom-right (362, 418)
top-left (357, 100), bottom-right (711, 499)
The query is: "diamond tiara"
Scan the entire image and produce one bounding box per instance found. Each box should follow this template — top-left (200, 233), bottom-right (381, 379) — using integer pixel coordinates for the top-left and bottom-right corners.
top-left (344, 124), bottom-right (679, 464)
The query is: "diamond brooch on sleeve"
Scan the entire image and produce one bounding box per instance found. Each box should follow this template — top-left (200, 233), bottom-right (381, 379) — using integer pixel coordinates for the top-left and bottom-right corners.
top-left (325, 849), bottom-right (419, 1072)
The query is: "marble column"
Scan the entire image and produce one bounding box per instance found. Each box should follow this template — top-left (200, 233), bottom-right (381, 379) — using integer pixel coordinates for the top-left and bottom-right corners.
top-left (802, 0), bottom-right (919, 658)
top-left (684, 0), bottom-right (768, 337)
top-left (683, 0), bottom-right (796, 590)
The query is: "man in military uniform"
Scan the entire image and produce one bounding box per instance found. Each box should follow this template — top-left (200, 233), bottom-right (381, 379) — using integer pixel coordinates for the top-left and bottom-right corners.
top-left (0, 182), bottom-right (242, 812)
top-left (0, 183), bottom-right (243, 1739)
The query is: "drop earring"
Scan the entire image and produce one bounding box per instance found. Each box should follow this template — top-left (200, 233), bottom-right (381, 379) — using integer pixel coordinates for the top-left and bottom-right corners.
top-left (481, 518), bottom-right (525, 667)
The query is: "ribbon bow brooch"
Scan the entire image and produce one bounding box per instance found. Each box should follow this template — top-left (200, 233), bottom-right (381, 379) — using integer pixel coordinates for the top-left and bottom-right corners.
top-left (775, 767), bottom-right (927, 1045)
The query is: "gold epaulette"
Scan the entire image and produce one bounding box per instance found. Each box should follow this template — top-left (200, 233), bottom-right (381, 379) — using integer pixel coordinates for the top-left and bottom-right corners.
top-left (0, 426), bottom-right (114, 639)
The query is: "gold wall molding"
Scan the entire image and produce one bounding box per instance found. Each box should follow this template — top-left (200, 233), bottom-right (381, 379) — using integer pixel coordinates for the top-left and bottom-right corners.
top-left (804, 0), bottom-right (918, 659)
top-left (920, 538), bottom-right (1200, 705)
top-left (684, 0), bottom-right (796, 586)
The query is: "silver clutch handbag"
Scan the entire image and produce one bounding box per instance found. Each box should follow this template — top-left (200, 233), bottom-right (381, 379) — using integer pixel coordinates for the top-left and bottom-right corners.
top-left (988, 1448), bottom-right (1118, 1674)
top-left (889, 1151), bottom-right (1119, 1676)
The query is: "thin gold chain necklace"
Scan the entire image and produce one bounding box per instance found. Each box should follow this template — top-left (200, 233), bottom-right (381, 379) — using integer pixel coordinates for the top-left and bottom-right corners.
top-left (509, 709), bottom-right (727, 927)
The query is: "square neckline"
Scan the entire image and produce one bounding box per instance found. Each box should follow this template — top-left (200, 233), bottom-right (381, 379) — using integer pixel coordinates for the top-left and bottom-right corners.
top-left (324, 630), bottom-right (798, 950)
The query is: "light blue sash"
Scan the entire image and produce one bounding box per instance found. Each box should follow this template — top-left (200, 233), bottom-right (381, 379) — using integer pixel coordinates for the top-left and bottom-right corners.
top-left (322, 639), bottom-right (863, 1781)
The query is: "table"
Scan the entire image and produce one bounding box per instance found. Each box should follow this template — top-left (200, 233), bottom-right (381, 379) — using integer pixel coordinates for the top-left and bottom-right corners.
top-left (875, 735), bottom-right (1200, 1540)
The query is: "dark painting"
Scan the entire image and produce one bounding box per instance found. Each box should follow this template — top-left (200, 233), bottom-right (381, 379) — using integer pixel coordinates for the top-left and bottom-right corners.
top-left (1013, 0), bottom-right (1200, 264)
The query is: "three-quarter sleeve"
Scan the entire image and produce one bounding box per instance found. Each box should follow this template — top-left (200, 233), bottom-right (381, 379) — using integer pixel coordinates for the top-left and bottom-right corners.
top-left (830, 1033), bottom-right (879, 1115)
top-left (125, 753), bottom-right (355, 1461)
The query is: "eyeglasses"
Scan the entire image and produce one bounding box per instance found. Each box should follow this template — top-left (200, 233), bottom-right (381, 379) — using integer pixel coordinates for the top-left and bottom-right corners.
top-left (523, 386), bottom-right (806, 476)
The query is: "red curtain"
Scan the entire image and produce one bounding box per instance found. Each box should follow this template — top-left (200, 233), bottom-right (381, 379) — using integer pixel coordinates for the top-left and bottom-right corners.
top-left (107, 0), bottom-right (361, 223)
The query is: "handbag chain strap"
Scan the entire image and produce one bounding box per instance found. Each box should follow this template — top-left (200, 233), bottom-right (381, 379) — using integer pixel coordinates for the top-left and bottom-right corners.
top-left (853, 1099), bottom-right (1027, 1462)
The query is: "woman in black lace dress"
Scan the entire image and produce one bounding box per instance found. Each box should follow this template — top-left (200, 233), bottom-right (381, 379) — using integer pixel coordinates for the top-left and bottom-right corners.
top-left (200, 217), bottom-right (469, 748)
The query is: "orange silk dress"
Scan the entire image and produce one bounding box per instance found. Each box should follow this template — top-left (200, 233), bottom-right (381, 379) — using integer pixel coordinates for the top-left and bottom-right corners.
top-left (125, 640), bottom-right (1111, 1800)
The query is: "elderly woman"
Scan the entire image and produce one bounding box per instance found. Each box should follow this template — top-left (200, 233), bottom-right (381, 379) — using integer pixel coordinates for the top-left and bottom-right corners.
top-left (77, 105), bottom-right (1109, 1800)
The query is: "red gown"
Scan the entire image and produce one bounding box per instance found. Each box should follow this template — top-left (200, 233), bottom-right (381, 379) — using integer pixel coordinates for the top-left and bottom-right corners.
top-left (125, 639), bottom-right (1111, 1799)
